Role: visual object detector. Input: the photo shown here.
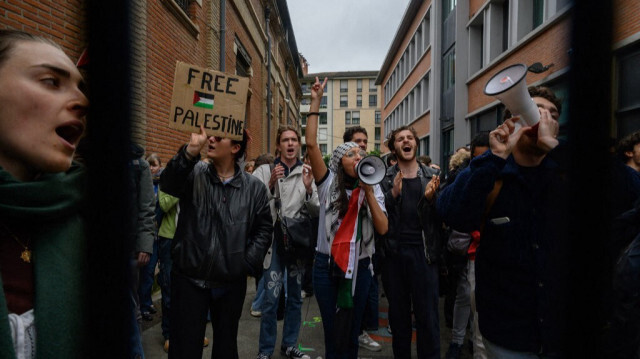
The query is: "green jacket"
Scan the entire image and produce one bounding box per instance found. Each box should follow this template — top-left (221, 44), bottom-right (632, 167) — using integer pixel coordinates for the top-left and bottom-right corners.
top-left (0, 163), bottom-right (87, 359)
top-left (158, 190), bottom-right (179, 239)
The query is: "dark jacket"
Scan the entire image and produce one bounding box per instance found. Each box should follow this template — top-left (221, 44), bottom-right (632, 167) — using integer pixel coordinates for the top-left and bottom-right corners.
top-left (128, 143), bottom-right (155, 254)
top-left (160, 147), bottom-right (272, 287)
top-left (436, 148), bottom-right (569, 354)
top-left (379, 162), bottom-right (443, 264)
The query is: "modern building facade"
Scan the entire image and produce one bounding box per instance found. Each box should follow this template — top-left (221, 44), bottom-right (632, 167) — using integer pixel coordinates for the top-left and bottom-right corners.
top-left (377, 0), bottom-right (574, 169)
top-left (300, 72), bottom-right (383, 155)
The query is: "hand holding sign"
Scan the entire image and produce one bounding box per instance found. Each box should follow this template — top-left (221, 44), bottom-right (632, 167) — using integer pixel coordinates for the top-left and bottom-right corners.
top-left (186, 126), bottom-right (209, 158)
top-left (169, 62), bottom-right (249, 140)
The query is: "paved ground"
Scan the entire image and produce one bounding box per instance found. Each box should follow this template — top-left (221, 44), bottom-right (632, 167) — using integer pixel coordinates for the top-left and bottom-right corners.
top-left (142, 277), bottom-right (473, 359)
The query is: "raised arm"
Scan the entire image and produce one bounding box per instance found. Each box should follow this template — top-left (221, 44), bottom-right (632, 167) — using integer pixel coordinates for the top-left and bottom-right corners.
top-left (305, 77), bottom-right (329, 182)
top-left (160, 126), bottom-right (209, 197)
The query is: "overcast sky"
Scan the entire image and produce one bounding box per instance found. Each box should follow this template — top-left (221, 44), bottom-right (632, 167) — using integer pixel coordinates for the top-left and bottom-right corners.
top-left (287, 0), bottom-right (411, 74)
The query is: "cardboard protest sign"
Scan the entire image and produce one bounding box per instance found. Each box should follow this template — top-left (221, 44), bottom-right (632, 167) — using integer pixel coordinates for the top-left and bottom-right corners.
top-left (169, 61), bottom-right (249, 140)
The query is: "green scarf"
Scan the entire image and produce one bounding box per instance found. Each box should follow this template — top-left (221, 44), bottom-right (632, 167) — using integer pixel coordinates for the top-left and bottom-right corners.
top-left (0, 163), bottom-right (87, 359)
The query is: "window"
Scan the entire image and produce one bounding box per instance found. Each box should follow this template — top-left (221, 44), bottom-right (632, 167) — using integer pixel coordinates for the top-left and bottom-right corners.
top-left (174, 0), bottom-right (189, 14)
top-left (301, 83), bottom-right (310, 94)
top-left (416, 26), bottom-right (423, 57)
top-left (441, 128), bottom-right (454, 174)
top-left (374, 143), bottom-right (380, 152)
top-left (442, 0), bottom-right (456, 21)
top-left (345, 111), bottom-right (360, 125)
top-left (340, 95), bottom-right (348, 107)
top-left (320, 96), bottom-right (327, 109)
top-left (469, 107), bottom-right (502, 139)
top-left (533, 0), bottom-right (544, 29)
top-left (369, 79), bottom-right (376, 92)
top-left (357, 79), bottom-right (362, 92)
top-left (468, 14), bottom-right (484, 74)
top-left (357, 95), bottom-right (362, 107)
top-left (369, 95), bottom-right (377, 107)
top-left (419, 136), bottom-right (430, 156)
top-left (442, 50), bottom-right (455, 92)
top-left (319, 128), bottom-right (328, 141)
top-left (340, 80), bottom-right (348, 93)
top-left (375, 111), bottom-right (381, 124)
top-left (375, 127), bottom-right (381, 141)
top-left (320, 144), bottom-right (327, 154)
top-left (423, 13), bottom-right (431, 52)
top-left (301, 116), bottom-right (306, 126)
top-left (319, 112), bottom-right (328, 125)
top-left (301, 127), bottom-right (306, 137)
top-left (301, 98), bottom-right (310, 105)
top-left (352, 111), bottom-right (360, 125)
top-left (502, 0), bottom-right (509, 52)
top-left (235, 38), bottom-right (251, 77)
top-left (616, 45), bottom-right (640, 136)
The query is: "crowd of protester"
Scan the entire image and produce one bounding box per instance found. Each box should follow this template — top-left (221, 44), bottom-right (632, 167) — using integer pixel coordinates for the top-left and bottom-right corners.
top-left (1, 28), bottom-right (640, 359)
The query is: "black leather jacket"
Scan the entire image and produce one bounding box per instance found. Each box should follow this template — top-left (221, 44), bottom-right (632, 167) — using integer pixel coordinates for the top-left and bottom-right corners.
top-left (379, 162), bottom-right (444, 264)
top-left (160, 147), bottom-right (272, 287)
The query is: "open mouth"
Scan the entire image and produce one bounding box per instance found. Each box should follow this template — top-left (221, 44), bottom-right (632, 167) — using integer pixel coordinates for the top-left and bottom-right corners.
top-left (55, 122), bottom-right (85, 147)
top-left (286, 148), bottom-right (295, 155)
top-left (402, 146), bottom-right (412, 153)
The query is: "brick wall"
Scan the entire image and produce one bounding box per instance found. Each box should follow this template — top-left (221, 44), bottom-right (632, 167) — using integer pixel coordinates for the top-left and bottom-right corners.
top-left (143, 0), bottom-right (212, 164)
top-left (0, 0), bottom-right (87, 63)
top-left (613, 0), bottom-right (640, 44)
top-left (227, 0), bottom-right (267, 161)
top-left (469, 0), bottom-right (486, 20)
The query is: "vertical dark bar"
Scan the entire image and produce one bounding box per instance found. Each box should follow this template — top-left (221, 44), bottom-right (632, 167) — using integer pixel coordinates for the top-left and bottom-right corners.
top-left (567, 1), bottom-right (612, 357)
top-left (84, 1), bottom-right (132, 358)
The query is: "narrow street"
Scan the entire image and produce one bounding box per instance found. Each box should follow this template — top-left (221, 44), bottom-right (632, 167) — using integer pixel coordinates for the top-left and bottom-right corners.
top-left (142, 277), bottom-right (473, 359)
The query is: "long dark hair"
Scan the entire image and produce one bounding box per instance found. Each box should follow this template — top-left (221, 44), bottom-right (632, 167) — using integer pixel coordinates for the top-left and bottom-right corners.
top-left (333, 162), bottom-right (358, 219)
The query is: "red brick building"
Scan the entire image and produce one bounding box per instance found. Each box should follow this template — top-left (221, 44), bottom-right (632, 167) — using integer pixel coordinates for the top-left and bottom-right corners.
top-left (377, 0), bottom-right (639, 169)
top-left (1, 0), bottom-right (303, 164)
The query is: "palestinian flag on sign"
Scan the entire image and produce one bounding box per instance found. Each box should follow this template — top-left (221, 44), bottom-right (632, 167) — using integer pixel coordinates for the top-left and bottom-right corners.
top-left (193, 91), bottom-right (214, 109)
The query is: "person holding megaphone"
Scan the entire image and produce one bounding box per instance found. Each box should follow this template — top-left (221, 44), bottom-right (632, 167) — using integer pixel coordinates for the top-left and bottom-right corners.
top-left (305, 77), bottom-right (388, 359)
top-left (437, 86), bottom-right (570, 358)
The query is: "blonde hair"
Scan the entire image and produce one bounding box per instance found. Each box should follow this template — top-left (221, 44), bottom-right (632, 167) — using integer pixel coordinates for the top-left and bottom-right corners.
top-left (449, 149), bottom-right (470, 172)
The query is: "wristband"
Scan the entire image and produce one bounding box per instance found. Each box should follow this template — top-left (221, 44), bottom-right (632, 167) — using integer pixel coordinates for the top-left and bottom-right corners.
top-left (306, 112), bottom-right (320, 117)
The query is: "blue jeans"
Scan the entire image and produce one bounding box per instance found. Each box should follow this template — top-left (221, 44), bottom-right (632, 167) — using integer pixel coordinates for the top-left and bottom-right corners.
top-left (483, 339), bottom-right (561, 359)
top-left (157, 236), bottom-right (173, 340)
top-left (252, 276), bottom-right (265, 312)
top-left (129, 258), bottom-right (145, 359)
top-left (139, 238), bottom-right (159, 312)
top-left (313, 252), bottom-right (373, 359)
top-left (258, 243), bottom-right (303, 355)
top-left (362, 254), bottom-right (380, 331)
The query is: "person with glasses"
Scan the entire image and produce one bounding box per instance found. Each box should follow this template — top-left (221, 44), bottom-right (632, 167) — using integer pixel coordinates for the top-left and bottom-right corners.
top-left (305, 77), bottom-right (388, 359)
top-left (160, 128), bottom-right (272, 359)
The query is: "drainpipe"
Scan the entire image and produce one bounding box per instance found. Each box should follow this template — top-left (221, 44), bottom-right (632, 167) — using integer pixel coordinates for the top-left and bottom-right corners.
top-left (220, 0), bottom-right (226, 72)
top-left (265, 6), bottom-right (272, 150)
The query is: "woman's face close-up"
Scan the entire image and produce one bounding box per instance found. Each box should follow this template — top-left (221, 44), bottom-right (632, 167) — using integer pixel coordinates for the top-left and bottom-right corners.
top-left (0, 40), bottom-right (88, 179)
top-left (341, 147), bottom-right (366, 178)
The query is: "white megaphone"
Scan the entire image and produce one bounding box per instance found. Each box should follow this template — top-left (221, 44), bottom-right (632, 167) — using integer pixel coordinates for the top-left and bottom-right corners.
top-left (484, 63), bottom-right (540, 130)
top-left (356, 156), bottom-right (387, 185)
